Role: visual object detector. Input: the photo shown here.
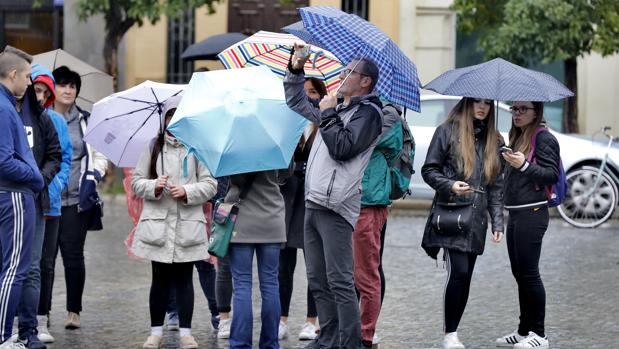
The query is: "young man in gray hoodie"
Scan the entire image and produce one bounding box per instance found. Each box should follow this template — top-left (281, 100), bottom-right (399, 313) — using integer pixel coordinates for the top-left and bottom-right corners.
top-left (284, 43), bottom-right (383, 349)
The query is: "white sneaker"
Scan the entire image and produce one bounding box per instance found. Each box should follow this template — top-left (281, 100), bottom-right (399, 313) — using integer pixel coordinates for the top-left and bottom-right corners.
top-left (37, 315), bottom-right (54, 343)
top-left (217, 318), bottom-right (231, 339)
top-left (495, 330), bottom-right (526, 346)
top-left (278, 321), bottom-right (289, 340)
top-left (513, 332), bottom-right (549, 348)
top-left (442, 332), bottom-right (465, 349)
top-left (298, 322), bottom-right (318, 340)
top-left (0, 340), bottom-right (26, 349)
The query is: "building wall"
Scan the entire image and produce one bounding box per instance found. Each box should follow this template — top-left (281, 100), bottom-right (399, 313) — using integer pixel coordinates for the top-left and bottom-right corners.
top-left (63, 0), bottom-right (106, 71)
top-left (578, 53), bottom-right (619, 135)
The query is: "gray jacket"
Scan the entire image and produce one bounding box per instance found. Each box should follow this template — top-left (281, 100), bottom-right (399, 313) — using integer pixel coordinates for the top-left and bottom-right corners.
top-left (284, 70), bottom-right (383, 228)
top-left (225, 170), bottom-right (286, 244)
top-left (131, 135), bottom-right (217, 263)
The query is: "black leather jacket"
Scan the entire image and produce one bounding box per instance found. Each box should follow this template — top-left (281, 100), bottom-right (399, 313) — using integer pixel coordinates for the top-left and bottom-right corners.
top-left (504, 130), bottom-right (560, 210)
top-left (421, 120), bottom-right (504, 258)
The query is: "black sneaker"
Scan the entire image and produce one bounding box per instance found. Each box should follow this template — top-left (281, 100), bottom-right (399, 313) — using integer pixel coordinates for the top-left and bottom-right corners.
top-left (18, 332), bottom-right (46, 349)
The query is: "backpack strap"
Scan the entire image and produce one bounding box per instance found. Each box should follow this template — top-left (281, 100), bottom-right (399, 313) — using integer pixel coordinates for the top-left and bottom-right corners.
top-left (527, 127), bottom-right (548, 162)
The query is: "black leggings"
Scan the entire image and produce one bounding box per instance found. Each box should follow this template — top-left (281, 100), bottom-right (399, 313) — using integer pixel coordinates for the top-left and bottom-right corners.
top-left (279, 247), bottom-right (317, 318)
top-left (507, 207), bottom-right (549, 338)
top-left (444, 249), bottom-right (477, 333)
top-left (150, 261), bottom-right (194, 328)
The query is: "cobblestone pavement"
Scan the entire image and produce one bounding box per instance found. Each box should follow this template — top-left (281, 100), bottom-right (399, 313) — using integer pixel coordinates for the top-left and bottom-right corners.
top-left (42, 201), bottom-right (618, 349)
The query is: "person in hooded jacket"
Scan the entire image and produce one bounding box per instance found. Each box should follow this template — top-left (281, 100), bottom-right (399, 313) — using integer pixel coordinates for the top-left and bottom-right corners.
top-left (494, 102), bottom-right (560, 349)
top-left (13, 63), bottom-right (62, 349)
top-left (50, 65), bottom-right (108, 329)
top-left (132, 96), bottom-right (217, 349)
top-left (30, 64), bottom-right (72, 345)
top-left (421, 97), bottom-right (504, 349)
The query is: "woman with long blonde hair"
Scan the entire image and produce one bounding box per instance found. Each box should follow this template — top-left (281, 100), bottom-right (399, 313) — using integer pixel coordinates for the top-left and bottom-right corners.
top-left (421, 97), bottom-right (505, 349)
top-left (495, 101), bottom-right (560, 349)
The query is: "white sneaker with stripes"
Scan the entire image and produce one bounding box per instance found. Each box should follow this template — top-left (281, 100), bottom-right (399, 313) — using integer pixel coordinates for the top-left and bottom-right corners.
top-left (513, 332), bottom-right (549, 348)
top-left (495, 330), bottom-right (526, 346)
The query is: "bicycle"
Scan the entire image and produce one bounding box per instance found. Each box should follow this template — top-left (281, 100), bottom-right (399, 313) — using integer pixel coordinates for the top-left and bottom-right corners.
top-left (557, 126), bottom-right (619, 228)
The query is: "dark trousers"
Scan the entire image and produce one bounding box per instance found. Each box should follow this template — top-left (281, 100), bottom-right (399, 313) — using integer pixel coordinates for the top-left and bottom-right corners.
top-left (378, 222), bottom-right (386, 305)
top-left (0, 192), bottom-right (35, 342)
top-left (57, 205), bottom-right (91, 313)
top-left (168, 261), bottom-right (218, 317)
top-left (38, 216), bottom-right (60, 316)
top-left (444, 249), bottom-right (477, 333)
top-left (150, 261), bottom-right (194, 328)
top-left (304, 208), bottom-right (360, 349)
top-left (216, 255), bottom-right (233, 313)
top-left (278, 247), bottom-right (317, 318)
top-left (507, 207), bottom-right (549, 338)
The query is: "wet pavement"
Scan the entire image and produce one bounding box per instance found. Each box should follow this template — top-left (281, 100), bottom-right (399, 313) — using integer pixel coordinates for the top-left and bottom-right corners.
top-left (42, 199), bottom-right (618, 348)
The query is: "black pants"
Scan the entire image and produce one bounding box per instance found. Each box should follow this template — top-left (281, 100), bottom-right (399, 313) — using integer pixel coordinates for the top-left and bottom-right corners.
top-left (38, 216), bottom-right (60, 316)
top-left (50, 205), bottom-right (90, 313)
top-left (150, 261), bottom-right (194, 328)
top-left (444, 249), bottom-right (477, 333)
top-left (378, 222), bottom-right (386, 305)
top-left (507, 207), bottom-right (549, 338)
top-left (215, 255), bottom-right (233, 313)
top-left (279, 246), bottom-right (317, 318)
top-left (167, 261), bottom-right (218, 317)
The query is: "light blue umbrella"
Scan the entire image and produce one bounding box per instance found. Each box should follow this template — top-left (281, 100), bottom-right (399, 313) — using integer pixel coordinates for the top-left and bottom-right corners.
top-left (424, 58), bottom-right (574, 102)
top-left (167, 65), bottom-right (308, 177)
top-left (297, 6), bottom-right (421, 112)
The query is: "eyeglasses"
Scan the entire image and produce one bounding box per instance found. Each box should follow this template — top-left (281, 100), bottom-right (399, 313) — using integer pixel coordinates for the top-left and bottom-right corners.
top-left (473, 99), bottom-right (492, 106)
top-left (340, 69), bottom-right (368, 77)
top-left (510, 106), bottom-right (535, 114)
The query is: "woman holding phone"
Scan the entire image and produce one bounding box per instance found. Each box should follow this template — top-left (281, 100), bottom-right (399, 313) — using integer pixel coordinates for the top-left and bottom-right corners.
top-left (494, 101), bottom-right (560, 349)
top-left (421, 97), bottom-right (505, 349)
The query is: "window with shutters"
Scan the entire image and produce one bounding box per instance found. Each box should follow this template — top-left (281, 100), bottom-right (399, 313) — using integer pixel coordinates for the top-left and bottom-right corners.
top-left (341, 0), bottom-right (369, 19)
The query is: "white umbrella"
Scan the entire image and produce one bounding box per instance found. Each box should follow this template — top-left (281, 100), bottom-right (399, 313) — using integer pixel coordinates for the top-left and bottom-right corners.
top-left (84, 80), bottom-right (186, 168)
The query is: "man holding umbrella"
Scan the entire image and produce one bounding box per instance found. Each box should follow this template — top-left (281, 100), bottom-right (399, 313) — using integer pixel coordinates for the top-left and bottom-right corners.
top-left (284, 43), bottom-right (383, 349)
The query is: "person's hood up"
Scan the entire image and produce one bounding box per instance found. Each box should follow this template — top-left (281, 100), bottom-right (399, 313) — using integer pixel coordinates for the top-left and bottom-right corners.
top-left (31, 64), bottom-right (56, 109)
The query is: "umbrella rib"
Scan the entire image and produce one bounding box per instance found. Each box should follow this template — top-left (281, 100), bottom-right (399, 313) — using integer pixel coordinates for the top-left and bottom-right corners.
top-left (117, 96), bottom-right (160, 106)
top-left (116, 107), bottom-right (159, 166)
top-left (85, 105), bottom-right (157, 138)
top-left (243, 45), bottom-right (289, 67)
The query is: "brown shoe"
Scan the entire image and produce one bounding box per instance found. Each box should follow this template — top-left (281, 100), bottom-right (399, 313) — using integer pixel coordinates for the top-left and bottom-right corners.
top-left (65, 312), bottom-right (80, 329)
top-left (180, 335), bottom-right (198, 349)
top-left (142, 335), bottom-right (163, 349)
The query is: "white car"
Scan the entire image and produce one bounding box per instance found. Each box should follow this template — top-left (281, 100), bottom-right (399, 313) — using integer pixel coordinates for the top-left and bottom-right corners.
top-left (404, 95), bottom-right (619, 214)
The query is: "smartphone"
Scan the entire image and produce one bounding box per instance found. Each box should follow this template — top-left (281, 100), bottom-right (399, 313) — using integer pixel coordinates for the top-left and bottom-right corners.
top-left (500, 145), bottom-right (513, 153)
top-left (296, 45), bottom-right (311, 59)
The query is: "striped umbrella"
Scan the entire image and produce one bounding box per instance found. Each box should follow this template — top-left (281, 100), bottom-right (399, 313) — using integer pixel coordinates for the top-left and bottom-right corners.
top-left (218, 31), bottom-right (344, 93)
top-left (298, 6), bottom-right (421, 112)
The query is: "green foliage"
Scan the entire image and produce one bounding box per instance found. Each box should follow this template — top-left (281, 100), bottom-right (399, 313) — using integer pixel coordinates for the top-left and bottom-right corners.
top-left (452, 0), bottom-right (619, 64)
top-left (76, 0), bottom-right (222, 28)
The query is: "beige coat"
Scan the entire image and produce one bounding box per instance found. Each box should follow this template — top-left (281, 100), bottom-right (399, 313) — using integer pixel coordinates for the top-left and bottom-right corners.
top-left (131, 135), bottom-right (217, 263)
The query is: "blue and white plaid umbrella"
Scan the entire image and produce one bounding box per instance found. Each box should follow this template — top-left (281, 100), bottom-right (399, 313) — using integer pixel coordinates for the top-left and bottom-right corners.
top-left (298, 6), bottom-right (421, 112)
top-left (424, 58), bottom-right (574, 102)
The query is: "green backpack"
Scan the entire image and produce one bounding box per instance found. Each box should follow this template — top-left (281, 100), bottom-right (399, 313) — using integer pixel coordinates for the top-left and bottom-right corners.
top-left (383, 105), bottom-right (416, 200)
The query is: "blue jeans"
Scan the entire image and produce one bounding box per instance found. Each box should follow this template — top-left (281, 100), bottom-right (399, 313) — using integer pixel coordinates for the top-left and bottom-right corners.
top-left (17, 206), bottom-right (45, 336)
top-left (229, 243), bottom-right (280, 349)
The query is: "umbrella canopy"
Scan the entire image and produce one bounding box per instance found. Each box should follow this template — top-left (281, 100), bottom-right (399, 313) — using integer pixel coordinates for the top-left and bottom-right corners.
top-left (424, 58), bottom-right (574, 102)
top-left (32, 49), bottom-right (114, 112)
top-left (298, 6), bottom-right (421, 111)
top-left (282, 21), bottom-right (316, 45)
top-left (181, 32), bottom-right (248, 61)
top-left (83, 81), bottom-right (186, 168)
top-left (167, 66), bottom-right (308, 177)
top-left (218, 30), bottom-right (344, 93)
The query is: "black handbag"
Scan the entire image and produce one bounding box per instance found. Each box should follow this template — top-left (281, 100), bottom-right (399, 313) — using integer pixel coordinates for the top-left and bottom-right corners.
top-left (431, 201), bottom-right (473, 236)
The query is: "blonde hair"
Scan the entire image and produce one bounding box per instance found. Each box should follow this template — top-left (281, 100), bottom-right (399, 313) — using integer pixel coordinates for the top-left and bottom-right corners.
top-left (508, 102), bottom-right (545, 156)
top-left (445, 97), bottom-right (502, 184)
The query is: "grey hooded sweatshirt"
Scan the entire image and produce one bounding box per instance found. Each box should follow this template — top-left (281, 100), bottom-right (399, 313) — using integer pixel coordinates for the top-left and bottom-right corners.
top-left (283, 70), bottom-right (383, 228)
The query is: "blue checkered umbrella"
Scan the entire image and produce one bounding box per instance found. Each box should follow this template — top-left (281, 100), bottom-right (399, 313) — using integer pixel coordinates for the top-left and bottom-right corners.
top-left (424, 58), bottom-right (574, 102)
top-left (298, 7), bottom-right (421, 112)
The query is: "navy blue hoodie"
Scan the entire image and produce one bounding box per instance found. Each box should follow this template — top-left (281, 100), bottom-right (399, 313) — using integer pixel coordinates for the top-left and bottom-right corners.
top-left (0, 83), bottom-right (44, 195)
